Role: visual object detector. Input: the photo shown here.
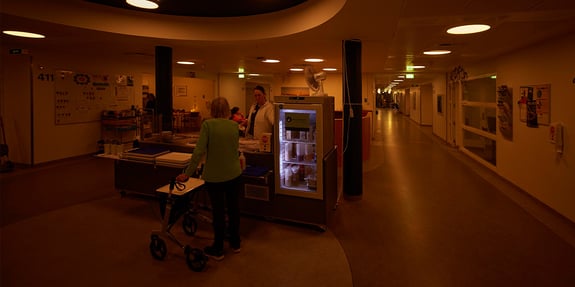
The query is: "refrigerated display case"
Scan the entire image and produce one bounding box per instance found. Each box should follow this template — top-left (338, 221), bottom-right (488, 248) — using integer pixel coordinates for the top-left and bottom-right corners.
top-left (268, 96), bottom-right (337, 229)
top-left (275, 96), bottom-right (334, 200)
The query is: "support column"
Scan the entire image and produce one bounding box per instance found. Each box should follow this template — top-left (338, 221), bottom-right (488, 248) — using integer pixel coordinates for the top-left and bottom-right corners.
top-left (342, 39), bottom-right (362, 198)
top-left (155, 46), bottom-right (173, 132)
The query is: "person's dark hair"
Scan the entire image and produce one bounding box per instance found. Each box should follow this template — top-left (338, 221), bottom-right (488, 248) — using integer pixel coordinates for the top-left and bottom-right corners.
top-left (231, 107), bottom-right (240, 115)
top-left (254, 85), bottom-right (266, 95)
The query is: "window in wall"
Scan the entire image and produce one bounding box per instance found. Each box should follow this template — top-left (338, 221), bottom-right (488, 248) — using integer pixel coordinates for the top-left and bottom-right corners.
top-left (462, 130), bottom-right (496, 165)
top-left (461, 75), bottom-right (497, 166)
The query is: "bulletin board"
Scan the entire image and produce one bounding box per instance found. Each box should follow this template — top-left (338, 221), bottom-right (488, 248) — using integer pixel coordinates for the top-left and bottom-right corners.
top-left (35, 69), bottom-right (134, 125)
top-left (518, 84), bottom-right (551, 126)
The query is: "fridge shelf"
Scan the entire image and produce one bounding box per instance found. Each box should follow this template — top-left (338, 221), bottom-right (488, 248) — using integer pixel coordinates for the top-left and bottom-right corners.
top-left (282, 160), bottom-right (316, 165)
top-left (282, 139), bottom-right (316, 144)
top-left (280, 184), bottom-right (316, 191)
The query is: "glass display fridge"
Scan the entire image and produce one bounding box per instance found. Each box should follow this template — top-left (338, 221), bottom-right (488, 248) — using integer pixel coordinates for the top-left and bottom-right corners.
top-left (274, 96), bottom-right (335, 200)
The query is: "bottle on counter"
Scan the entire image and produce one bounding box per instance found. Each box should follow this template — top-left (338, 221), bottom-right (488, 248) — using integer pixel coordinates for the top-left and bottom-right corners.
top-left (239, 152), bottom-right (246, 171)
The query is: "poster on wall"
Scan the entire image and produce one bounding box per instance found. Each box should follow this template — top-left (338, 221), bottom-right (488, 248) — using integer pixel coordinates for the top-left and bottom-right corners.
top-left (519, 84), bottom-right (551, 127)
top-left (175, 85), bottom-right (188, 97)
top-left (496, 85), bottom-right (513, 141)
top-left (54, 71), bottom-right (113, 124)
top-left (114, 75), bottom-right (134, 101)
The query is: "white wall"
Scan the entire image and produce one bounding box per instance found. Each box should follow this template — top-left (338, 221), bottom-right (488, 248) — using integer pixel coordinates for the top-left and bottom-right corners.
top-left (432, 75), bottom-right (447, 141)
top-left (490, 33), bottom-right (575, 222)
top-left (1, 49), bottom-right (151, 164)
top-left (428, 33), bottom-right (575, 223)
top-left (420, 83), bottom-right (433, 126)
top-left (409, 87), bottom-right (421, 123)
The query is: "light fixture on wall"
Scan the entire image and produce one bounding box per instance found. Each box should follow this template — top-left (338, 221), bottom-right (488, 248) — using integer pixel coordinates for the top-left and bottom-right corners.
top-left (126, 0), bottom-right (160, 9)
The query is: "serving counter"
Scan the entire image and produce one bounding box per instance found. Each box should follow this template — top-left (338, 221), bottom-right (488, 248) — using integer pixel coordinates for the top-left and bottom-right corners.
top-left (110, 135), bottom-right (335, 230)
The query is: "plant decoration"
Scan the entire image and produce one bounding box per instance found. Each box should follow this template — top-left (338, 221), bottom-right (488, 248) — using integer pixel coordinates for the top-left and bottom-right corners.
top-left (449, 65), bottom-right (467, 82)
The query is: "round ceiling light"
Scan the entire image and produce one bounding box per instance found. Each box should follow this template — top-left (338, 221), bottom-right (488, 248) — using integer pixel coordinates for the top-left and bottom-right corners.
top-left (3, 30), bottom-right (45, 38)
top-left (423, 50), bottom-right (452, 55)
top-left (126, 0), bottom-right (159, 9)
top-left (447, 24), bottom-right (491, 35)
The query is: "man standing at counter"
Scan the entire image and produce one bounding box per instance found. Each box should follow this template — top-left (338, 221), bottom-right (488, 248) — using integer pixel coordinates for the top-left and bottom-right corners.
top-left (244, 85), bottom-right (274, 139)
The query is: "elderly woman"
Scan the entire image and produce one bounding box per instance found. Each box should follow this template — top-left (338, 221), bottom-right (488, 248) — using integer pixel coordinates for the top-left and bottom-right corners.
top-left (177, 97), bottom-right (242, 260)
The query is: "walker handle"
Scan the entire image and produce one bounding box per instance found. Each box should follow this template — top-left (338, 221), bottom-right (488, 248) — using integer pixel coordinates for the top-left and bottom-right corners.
top-left (168, 178), bottom-right (176, 196)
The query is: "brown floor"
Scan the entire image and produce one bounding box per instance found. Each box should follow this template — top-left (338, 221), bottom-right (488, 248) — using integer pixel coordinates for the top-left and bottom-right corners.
top-left (2, 109), bottom-right (575, 287)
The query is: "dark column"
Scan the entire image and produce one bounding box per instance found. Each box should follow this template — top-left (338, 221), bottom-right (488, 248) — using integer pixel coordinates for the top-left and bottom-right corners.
top-left (342, 39), bottom-right (363, 198)
top-left (155, 46), bottom-right (173, 131)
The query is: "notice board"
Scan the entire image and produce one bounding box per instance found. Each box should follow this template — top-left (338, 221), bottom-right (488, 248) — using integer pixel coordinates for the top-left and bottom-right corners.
top-left (35, 68), bottom-right (134, 125)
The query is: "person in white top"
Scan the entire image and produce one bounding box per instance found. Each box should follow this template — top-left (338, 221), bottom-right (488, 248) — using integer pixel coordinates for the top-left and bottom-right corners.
top-left (244, 85), bottom-right (274, 139)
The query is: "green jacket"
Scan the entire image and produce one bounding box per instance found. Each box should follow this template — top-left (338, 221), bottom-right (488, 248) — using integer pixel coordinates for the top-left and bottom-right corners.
top-left (184, 118), bottom-right (241, 182)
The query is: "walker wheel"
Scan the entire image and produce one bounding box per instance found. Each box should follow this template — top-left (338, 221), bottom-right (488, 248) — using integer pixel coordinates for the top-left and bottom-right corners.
top-left (149, 235), bottom-right (167, 260)
top-left (182, 214), bottom-right (198, 236)
top-left (185, 245), bottom-right (207, 272)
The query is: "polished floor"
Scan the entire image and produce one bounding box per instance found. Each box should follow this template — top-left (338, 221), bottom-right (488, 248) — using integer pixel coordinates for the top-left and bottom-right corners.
top-left (2, 109), bottom-right (575, 287)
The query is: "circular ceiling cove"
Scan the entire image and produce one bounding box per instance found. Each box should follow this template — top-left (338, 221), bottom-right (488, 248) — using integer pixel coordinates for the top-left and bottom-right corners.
top-left (86, 0), bottom-right (308, 17)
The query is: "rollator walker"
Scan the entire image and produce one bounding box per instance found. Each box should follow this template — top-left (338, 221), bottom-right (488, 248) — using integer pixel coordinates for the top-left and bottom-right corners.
top-left (149, 177), bottom-right (208, 272)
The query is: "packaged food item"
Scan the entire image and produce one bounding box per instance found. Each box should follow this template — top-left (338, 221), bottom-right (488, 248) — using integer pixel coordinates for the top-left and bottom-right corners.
top-left (259, 133), bottom-right (272, 152)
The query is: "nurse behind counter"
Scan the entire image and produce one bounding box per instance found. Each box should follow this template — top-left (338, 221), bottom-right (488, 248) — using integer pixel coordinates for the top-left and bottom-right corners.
top-left (244, 85), bottom-right (274, 139)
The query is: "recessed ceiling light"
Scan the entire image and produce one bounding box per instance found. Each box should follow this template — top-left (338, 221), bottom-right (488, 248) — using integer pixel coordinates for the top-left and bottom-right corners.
top-left (305, 58), bottom-right (324, 63)
top-left (322, 68), bottom-right (337, 71)
top-left (405, 74), bottom-right (414, 79)
top-left (177, 61), bottom-right (195, 65)
top-left (3, 30), bottom-right (45, 39)
top-left (290, 68), bottom-right (304, 72)
top-left (447, 24), bottom-right (491, 35)
top-left (423, 50), bottom-right (452, 55)
top-left (126, 0), bottom-right (159, 9)
top-left (262, 59), bottom-right (280, 63)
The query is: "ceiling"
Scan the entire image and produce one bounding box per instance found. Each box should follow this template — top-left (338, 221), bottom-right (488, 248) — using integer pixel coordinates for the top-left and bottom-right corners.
top-left (2, 0), bottom-right (575, 89)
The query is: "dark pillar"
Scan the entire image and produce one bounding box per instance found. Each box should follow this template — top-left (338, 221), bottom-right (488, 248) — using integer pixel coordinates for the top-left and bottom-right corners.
top-left (155, 46), bottom-right (173, 131)
top-left (342, 39), bottom-right (362, 198)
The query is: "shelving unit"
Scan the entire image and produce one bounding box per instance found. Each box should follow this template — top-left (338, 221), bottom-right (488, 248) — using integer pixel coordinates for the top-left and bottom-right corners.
top-left (101, 110), bottom-right (139, 147)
